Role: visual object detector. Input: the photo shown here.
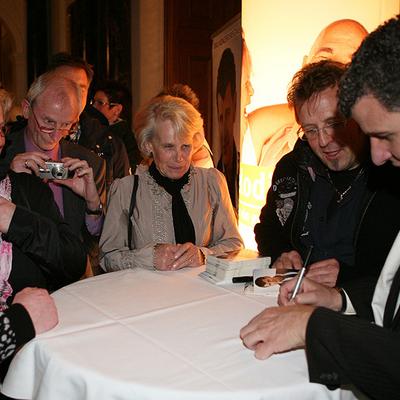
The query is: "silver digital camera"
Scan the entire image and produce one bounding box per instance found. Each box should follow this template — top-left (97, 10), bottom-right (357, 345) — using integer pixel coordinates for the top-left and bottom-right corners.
top-left (38, 161), bottom-right (69, 180)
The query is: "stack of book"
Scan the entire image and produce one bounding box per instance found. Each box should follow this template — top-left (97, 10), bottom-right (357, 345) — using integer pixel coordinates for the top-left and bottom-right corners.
top-left (199, 249), bottom-right (271, 285)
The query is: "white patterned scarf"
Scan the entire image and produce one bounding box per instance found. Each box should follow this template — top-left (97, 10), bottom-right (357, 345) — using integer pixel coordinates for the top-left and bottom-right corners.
top-left (0, 175), bottom-right (13, 310)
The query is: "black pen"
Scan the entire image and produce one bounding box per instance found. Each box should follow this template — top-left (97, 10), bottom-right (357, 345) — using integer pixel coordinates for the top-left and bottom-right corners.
top-left (289, 245), bottom-right (314, 301)
top-left (232, 276), bottom-right (253, 283)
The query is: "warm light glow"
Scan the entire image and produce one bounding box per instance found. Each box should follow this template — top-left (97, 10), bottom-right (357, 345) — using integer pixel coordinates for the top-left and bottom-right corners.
top-left (239, 0), bottom-right (399, 250)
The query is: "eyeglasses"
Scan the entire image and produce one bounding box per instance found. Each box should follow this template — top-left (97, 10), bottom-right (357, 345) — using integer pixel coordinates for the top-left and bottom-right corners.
top-left (30, 106), bottom-right (78, 135)
top-left (0, 125), bottom-right (10, 136)
top-left (297, 120), bottom-right (346, 141)
top-left (90, 99), bottom-right (118, 108)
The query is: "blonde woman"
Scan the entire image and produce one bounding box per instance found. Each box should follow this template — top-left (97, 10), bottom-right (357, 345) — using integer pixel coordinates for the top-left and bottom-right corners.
top-left (100, 95), bottom-right (243, 271)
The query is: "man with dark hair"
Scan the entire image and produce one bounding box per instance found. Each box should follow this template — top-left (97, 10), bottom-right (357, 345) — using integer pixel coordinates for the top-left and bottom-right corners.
top-left (216, 47), bottom-right (239, 208)
top-left (255, 60), bottom-right (400, 287)
top-left (48, 52), bottom-right (130, 189)
top-left (241, 16), bottom-right (400, 400)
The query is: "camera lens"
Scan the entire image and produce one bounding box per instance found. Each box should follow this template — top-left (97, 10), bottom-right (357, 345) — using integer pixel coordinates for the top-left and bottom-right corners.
top-left (52, 166), bottom-right (66, 179)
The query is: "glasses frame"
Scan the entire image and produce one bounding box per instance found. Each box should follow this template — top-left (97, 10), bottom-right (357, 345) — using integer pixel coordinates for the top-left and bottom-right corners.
top-left (30, 106), bottom-right (77, 135)
top-left (90, 99), bottom-right (118, 108)
top-left (0, 124), bottom-right (10, 136)
top-left (297, 119), bottom-right (346, 141)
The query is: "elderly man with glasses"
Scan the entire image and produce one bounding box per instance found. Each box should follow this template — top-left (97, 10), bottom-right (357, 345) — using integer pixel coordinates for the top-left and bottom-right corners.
top-left (4, 71), bottom-right (106, 276)
top-left (254, 60), bottom-right (400, 290)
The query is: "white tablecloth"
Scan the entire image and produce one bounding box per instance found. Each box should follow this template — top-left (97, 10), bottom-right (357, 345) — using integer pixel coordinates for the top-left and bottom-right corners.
top-left (2, 268), bottom-right (357, 400)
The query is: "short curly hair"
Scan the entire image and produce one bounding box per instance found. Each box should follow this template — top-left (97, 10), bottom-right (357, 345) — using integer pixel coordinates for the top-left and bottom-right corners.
top-left (287, 60), bottom-right (347, 122)
top-left (339, 15), bottom-right (400, 117)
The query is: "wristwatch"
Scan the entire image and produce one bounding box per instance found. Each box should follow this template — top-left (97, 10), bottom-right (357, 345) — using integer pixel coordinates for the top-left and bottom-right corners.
top-left (86, 202), bottom-right (103, 216)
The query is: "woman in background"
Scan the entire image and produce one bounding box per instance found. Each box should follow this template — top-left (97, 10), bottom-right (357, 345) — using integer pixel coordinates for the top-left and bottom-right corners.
top-left (100, 95), bottom-right (243, 271)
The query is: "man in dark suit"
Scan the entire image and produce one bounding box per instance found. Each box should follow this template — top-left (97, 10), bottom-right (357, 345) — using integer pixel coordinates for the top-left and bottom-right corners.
top-left (241, 15), bottom-right (400, 400)
top-left (5, 71), bottom-right (106, 264)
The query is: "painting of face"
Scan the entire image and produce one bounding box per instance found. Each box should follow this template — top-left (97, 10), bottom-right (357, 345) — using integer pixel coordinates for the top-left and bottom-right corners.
top-left (217, 83), bottom-right (236, 163)
top-left (146, 119), bottom-right (193, 180)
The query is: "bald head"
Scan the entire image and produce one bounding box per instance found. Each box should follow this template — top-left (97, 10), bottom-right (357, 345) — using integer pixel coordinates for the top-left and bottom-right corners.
top-left (307, 19), bottom-right (368, 65)
top-left (23, 72), bottom-right (81, 150)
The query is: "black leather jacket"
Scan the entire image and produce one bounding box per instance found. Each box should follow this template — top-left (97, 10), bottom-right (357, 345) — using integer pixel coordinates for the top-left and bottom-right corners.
top-left (255, 140), bottom-right (400, 285)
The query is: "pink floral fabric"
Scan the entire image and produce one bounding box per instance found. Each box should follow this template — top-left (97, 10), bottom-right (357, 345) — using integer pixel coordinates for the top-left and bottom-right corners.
top-left (0, 176), bottom-right (13, 310)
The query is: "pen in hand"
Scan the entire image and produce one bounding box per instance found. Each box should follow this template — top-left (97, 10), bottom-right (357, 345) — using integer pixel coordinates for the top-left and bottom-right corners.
top-left (289, 245), bottom-right (314, 301)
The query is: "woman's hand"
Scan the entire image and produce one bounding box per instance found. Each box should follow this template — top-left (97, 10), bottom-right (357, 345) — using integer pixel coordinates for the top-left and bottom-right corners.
top-left (172, 243), bottom-right (204, 269)
top-left (153, 244), bottom-right (179, 270)
top-left (153, 242), bottom-right (204, 270)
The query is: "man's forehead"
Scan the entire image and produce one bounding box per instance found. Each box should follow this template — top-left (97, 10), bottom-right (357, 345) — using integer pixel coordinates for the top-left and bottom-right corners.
top-left (34, 94), bottom-right (79, 120)
top-left (297, 87), bottom-right (339, 118)
top-left (55, 66), bottom-right (89, 86)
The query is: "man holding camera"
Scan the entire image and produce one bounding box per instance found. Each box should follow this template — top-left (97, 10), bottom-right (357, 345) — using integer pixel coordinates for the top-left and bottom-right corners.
top-left (4, 71), bottom-right (106, 262)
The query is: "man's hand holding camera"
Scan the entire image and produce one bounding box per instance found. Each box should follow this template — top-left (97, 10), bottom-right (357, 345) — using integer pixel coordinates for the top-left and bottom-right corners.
top-left (55, 157), bottom-right (101, 214)
top-left (10, 151), bottom-right (49, 176)
top-left (11, 152), bottom-right (101, 213)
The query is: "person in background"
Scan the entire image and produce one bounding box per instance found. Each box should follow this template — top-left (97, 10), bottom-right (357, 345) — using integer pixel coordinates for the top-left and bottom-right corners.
top-left (254, 60), bottom-right (400, 288)
top-left (158, 83), bottom-right (214, 168)
top-left (3, 73), bottom-right (104, 277)
top-left (100, 95), bottom-right (243, 271)
top-left (240, 16), bottom-right (400, 400)
top-left (216, 48), bottom-right (239, 209)
top-left (90, 80), bottom-right (141, 172)
top-left (47, 53), bottom-right (130, 189)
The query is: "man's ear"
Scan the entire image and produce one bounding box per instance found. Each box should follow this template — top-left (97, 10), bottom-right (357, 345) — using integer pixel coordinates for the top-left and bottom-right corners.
top-left (21, 99), bottom-right (30, 119)
top-left (113, 104), bottom-right (123, 120)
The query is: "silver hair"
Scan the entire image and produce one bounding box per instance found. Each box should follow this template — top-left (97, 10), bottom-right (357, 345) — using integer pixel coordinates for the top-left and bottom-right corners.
top-left (25, 70), bottom-right (82, 112)
top-left (134, 95), bottom-right (205, 160)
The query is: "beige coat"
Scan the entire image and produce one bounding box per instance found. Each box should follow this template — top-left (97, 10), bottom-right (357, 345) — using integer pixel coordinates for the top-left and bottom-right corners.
top-left (100, 165), bottom-right (243, 271)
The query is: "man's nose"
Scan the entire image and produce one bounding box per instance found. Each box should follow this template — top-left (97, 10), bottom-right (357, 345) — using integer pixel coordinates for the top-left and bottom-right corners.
top-left (370, 137), bottom-right (390, 166)
top-left (317, 129), bottom-right (333, 147)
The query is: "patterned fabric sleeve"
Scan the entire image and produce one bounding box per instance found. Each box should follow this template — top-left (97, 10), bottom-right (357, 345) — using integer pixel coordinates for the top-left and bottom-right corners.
top-left (0, 303), bottom-right (35, 362)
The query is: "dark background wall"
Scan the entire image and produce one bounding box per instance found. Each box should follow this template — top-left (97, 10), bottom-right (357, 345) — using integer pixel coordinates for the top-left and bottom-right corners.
top-left (25, 0), bottom-right (241, 142)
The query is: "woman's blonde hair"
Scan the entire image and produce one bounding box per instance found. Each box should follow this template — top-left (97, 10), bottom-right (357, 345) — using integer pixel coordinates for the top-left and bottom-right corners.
top-left (134, 95), bottom-right (205, 159)
top-left (0, 89), bottom-right (13, 121)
